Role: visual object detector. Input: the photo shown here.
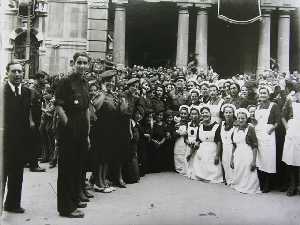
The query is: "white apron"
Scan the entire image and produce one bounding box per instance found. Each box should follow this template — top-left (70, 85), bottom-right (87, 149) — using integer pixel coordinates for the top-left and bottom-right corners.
top-left (209, 99), bottom-right (224, 124)
top-left (189, 123), bottom-right (223, 183)
top-left (255, 102), bottom-right (276, 173)
top-left (174, 124), bottom-right (188, 175)
top-left (186, 122), bottom-right (199, 177)
top-left (231, 127), bottom-right (261, 194)
top-left (220, 121), bottom-right (234, 185)
top-left (282, 101), bottom-right (300, 166)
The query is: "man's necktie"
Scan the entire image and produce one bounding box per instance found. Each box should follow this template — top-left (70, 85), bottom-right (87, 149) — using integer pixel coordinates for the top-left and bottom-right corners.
top-left (14, 85), bottom-right (19, 96)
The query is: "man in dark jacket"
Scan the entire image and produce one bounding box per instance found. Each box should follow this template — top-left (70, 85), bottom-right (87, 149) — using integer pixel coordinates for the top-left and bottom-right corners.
top-left (2, 61), bottom-right (35, 213)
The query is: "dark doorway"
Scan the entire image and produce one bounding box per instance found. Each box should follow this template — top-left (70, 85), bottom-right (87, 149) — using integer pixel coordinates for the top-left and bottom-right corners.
top-left (14, 31), bottom-right (40, 78)
top-left (208, 5), bottom-right (259, 77)
top-left (126, 1), bottom-right (177, 67)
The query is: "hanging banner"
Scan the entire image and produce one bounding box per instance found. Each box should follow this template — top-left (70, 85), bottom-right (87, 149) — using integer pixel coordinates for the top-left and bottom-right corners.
top-left (218, 0), bottom-right (261, 24)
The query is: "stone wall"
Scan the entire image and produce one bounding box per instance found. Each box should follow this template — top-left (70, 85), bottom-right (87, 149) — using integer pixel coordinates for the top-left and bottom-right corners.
top-left (41, 0), bottom-right (88, 75)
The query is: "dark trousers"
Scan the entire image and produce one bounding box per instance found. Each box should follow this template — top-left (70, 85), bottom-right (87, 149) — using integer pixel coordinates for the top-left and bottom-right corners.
top-left (57, 135), bottom-right (87, 215)
top-left (2, 166), bottom-right (24, 209)
top-left (287, 166), bottom-right (299, 189)
top-left (257, 170), bottom-right (274, 191)
top-left (28, 125), bottom-right (41, 169)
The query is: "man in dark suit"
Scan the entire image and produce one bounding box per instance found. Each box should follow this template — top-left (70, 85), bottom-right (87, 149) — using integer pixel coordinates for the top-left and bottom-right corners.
top-left (2, 61), bottom-right (34, 213)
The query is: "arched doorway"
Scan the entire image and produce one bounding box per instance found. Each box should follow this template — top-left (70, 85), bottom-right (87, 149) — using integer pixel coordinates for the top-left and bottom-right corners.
top-left (12, 29), bottom-right (41, 78)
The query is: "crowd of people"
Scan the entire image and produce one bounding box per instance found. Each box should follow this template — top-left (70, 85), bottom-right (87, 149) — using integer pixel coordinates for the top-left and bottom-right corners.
top-left (2, 51), bottom-right (300, 218)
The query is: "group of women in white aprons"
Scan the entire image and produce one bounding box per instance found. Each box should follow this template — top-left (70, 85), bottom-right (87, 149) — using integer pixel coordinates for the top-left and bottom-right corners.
top-left (173, 83), bottom-right (300, 196)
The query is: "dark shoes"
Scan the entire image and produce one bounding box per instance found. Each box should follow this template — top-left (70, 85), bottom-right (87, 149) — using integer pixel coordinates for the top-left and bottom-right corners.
top-left (60, 209), bottom-right (84, 218)
top-left (30, 167), bottom-right (46, 172)
top-left (115, 181), bottom-right (127, 188)
top-left (4, 207), bottom-right (25, 213)
top-left (79, 192), bottom-right (90, 202)
top-left (77, 202), bottom-right (87, 208)
top-left (84, 190), bottom-right (94, 198)
top-left (287, 187), bottom-right (298, 196)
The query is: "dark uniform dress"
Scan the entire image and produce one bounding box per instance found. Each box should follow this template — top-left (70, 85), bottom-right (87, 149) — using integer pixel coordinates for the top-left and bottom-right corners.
top-left (3, 83), bottom-right (32, 209)
top-left (55, 73), bottom-right (89, 215)
top-left (94, 91), bottom-right (119, 164)
top-left (149, 122), bottom-right (166, 173)
top-left (30, 83), bottom-right (44, 167)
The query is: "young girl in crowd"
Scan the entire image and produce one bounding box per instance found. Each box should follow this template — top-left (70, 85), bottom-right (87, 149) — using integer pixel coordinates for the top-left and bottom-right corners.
top-left (174, 105), bottom-right (189, 175)
top-left (149, 110), bottom-right (166, 173)
top-left (162, 110), bottom-right (176, 171)
top-left (230, 108), bottom-right (261, 194)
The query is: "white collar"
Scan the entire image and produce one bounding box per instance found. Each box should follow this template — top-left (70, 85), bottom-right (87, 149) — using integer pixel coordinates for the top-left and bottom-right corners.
top-left (8, 81), bottom-right (21, 95)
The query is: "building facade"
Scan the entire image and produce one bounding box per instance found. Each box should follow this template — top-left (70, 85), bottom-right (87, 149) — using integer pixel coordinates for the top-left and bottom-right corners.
top-left (1, 0), bottom-right (300, 77)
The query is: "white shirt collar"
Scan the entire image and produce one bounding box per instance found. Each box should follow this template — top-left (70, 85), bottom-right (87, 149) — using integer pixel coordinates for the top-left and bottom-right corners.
top-left (8, 81), bottom-right (21, 95)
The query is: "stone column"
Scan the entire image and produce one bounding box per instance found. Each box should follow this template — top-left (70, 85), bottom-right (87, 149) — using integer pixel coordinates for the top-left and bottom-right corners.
top-left (277, 9), bottom-right (293, 75)
top-left (294, 8), bottom-right (300, 71)
top-left (176, 4), bottom-right (191, 69)
top-left (195, 6), bottom-right (210, 72)
top-left (113, 3), bottom-right (126, 65)
top-left (87, 0), bottom-right (109, 59)
top-left (257, 9), bottom-right (272, 76)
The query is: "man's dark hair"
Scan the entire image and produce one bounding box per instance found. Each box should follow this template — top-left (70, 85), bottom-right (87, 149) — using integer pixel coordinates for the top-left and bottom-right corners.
top-left (73, 52), bottom-right (91, 63)
top-left (35, 70), bottom-right (47, 79)
top-left (6, 61), bottom-right (23, 72)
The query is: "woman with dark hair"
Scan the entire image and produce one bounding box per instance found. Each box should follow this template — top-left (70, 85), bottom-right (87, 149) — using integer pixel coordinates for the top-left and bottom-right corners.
top-left (230, 108), bottom-right (260, 194)
top-left (174, 105), bottom-right (189, 175)
top-left (281, 83), bottom-right (300, 196)
top-left (161, 109), bottom-right (176, 171)
top-left (92, 70), bottom-right (119, 193)
top-left (255, 86), bottom-right (280, 193)
top-left (208, 84), bottom-right (224, 123)
top-left (138, 79), bottom-right (153, 112)
top-left (215, 104), bottom-right (236, 185)
top-left (189, 106), bottom-right (223, 183)
top-left (148, 110), bottom-right (166, 173)
top-left (229, 82), bottom-right (241, 108)
top-left (151, 84), bottom-right (166, 113)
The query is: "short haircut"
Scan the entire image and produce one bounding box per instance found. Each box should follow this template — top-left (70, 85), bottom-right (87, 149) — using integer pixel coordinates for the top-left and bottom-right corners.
top-left (35, 70), bottom-right (47, 79)
top-left (200, 106), bottom-right (211, 114)
top-left (6, 61), bottom-right (23, 72)
top-left (73, 52), bottom-right (91, 63)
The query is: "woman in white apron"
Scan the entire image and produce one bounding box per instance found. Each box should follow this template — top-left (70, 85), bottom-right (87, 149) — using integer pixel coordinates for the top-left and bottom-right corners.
top-left (255, 86), bottom-right (280, 192)
top-left (215, 103), bottom-right (236, 186)
top-left (189, 89), bottom-right (201, 112)
top-left (189, 106), bottom-right (223, 183)
top-left (282, 85), bottom-right (300, 196)
top-left (174, 105), bottom-right (189, 175)
top-left (230, 108), bottom-right (261, 194)
top-left (185, 107), bottom-right (200, 178)
top-left (208, 84), bottom-right (224, 124)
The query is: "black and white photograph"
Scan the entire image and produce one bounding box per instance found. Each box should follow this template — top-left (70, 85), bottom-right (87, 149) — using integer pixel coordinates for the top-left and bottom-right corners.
top-left (0, 0), bottom-right (300, 224)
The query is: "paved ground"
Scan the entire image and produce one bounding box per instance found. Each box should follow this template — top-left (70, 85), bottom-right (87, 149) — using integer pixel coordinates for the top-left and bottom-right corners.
top-left (1, 164), bottom-right (300, 225)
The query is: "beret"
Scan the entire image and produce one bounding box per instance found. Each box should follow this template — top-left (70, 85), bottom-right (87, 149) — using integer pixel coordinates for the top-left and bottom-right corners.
top-left (99, 70), bottom-right (115, 79)
top-left (174, 75), bottom-right (186, 82)
top-left (126, 78), bottom-right (140, 86)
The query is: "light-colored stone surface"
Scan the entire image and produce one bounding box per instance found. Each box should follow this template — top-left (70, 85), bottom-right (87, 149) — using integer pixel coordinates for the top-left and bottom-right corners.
top-left (257, 10), bottom-right (271, 75)
top-left (195, 7), bottom-right (208, 71)
top-left (113, 4), bottom-right (126, 65)
top-left (1, 166), bottom-right (300, 225)
top-left (277, 10), bottom-right (291, 74)
top-left (176, 4), bottom-right (190, 68)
